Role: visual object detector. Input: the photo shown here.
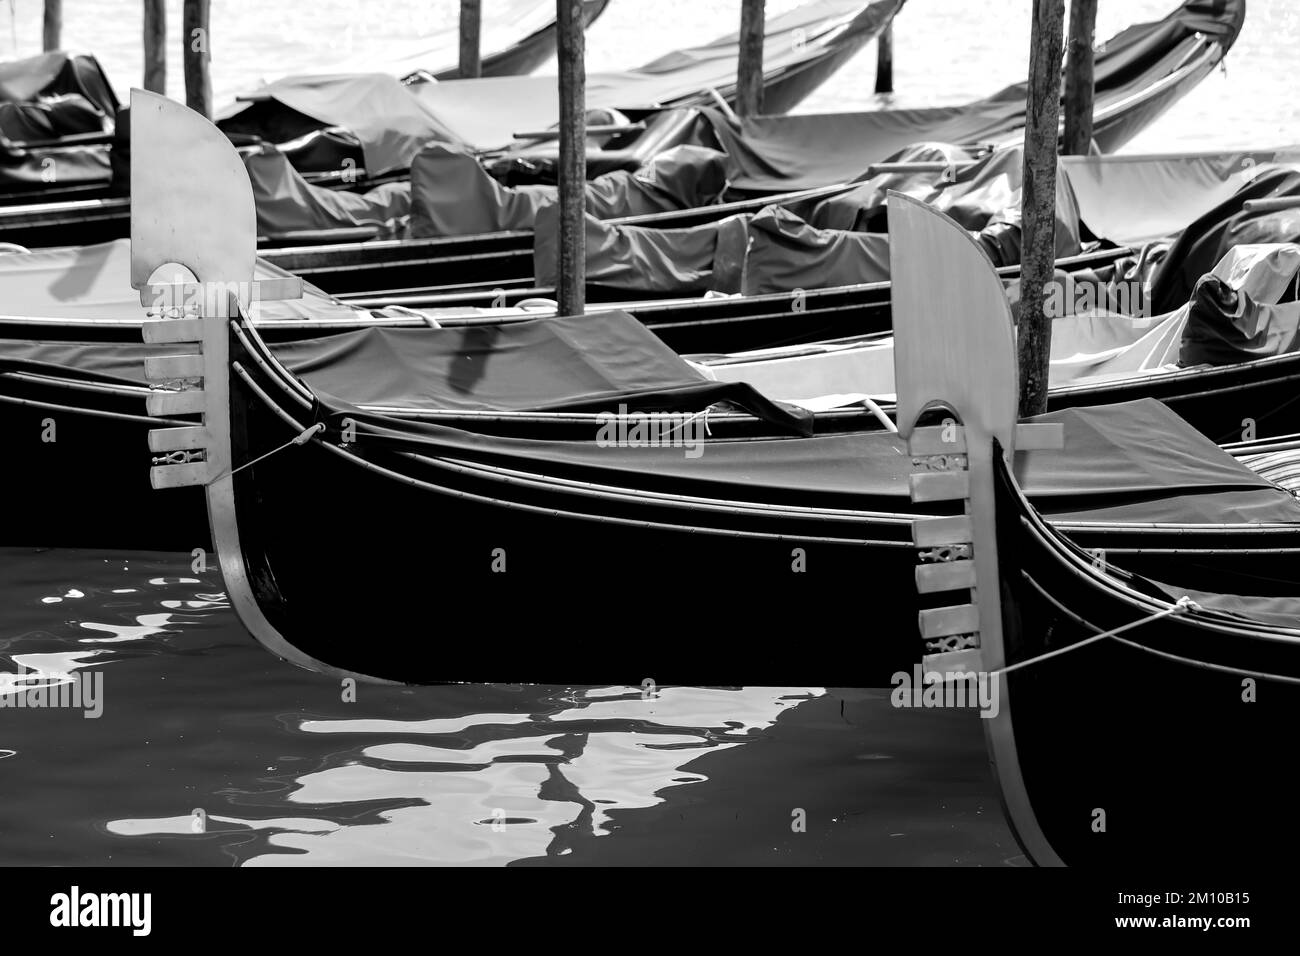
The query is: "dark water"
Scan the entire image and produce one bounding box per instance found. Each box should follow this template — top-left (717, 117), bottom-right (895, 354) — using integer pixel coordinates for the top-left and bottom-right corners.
top-left (0, 547), bottom-right (1019, 865)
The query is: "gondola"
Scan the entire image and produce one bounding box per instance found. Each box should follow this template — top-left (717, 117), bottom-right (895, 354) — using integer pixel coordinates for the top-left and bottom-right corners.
top-left (121, 92), bottom-right (1300, 689)
top-left (0, 52), bottom-right (119, 205)
top-left (6, 122), bottom-right (1296, 351)
top-left (0, 3), bottom-right (611, 214)
top-left (894, 192), bottom-right (1300, 866)
top-left (0, 0), bottom-right (1241, 258)
top-left (0, 0), bottom-right (898, 249)
top-left (7, 94), bottom-right (1300, 555)
top-left (237, 0), bottom-right (1251, 295)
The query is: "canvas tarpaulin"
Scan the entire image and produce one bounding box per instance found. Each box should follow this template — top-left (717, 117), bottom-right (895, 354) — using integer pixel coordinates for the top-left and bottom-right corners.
top-left (700, 0), bottom-right (1245, 192)
top-left (218, 72), bottom-right (463, 177)
top-left (409, 144), bottom-right (726, 238)
top-left (216, 0), bottom-right (900, 165)
top-left (1150, 166), bottom-right (1300, 313)
top-left (1179, 250), bottom-right (1300, 368)
top-left (804, 142), bottom-right (980, 232)
top-left (697, 245), bottom-right (1300, 401)
top-left (0, 52), bottom-right (117, 140)
top-left (535, 146), bottom-right (1081, 295)
top-left (734, 146), bottom-right (1082, 294)
top-left (306, 385), bottom-right (1300, 529)
top-left (727, 206), bottom-right (892, 295)
top-left (533, 203), bottom-right (749, 294)
top-left (1061, 149), bottom-right (1300, 246)
top-left (401, 0), bottom-right (903, 151)
top-left (0, 52), bottom-right (118, 194)
top-left (246, 147), bottom-right (411, 239)
top-left (0, 239), bottom-right (363, 323)
top-left (0, 309), bottom-right (811, 433)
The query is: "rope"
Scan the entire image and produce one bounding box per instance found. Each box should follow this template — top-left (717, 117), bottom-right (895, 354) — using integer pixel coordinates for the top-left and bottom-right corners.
top-left (660, 406), bottom-right (714, 440)
top-left (991, 595), bottom-right (1199, 677)
top-left (861, 396), bottom-right (898, 433)
top-left (207, 423), bottom-right (323, 484)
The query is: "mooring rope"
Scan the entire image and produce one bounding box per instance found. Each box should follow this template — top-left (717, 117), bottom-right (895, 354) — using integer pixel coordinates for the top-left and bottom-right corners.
top-left (660, 406), bottom-right (714, 440)
top-left (991, 595), bottom-right (1199, 677)
top-left (207, 423), bottom-right (324, 484)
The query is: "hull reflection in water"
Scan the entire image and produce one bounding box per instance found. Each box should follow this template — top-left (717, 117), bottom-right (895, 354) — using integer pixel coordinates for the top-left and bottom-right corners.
top-left (0, 549), bottom-right (1015, 866)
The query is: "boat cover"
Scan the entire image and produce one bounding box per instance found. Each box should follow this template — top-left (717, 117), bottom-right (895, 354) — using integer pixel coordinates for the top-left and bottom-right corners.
top-left (700, 0), bottom-right (1246, 192)
top-left (220, 0), bottom-right (903, 162)
top-left (1061, 149), bottom-right (1300, 245)
top-left (409, 143), bottom-right (727, 238)
top-left (1052, 244), bottom-right (1300, 383)
top-left (218, 72), bottom-right (464, 177)
top-left (536, 146), bottom-right (1082, 295)
top-left (245, 147), bottom-right (412, 239)
top-left (1150, 165), bottom-right (1300, 313)
top-left (1181, 273), bottom-right (1300, 368)
top-left (0, 52), bottom-right (118, 193)
top-left (725, 206), bottom-right (892, 294)
top-left (533, 203), bottom-right (750, 294)
top-left (695, 244), bottom-right (1300, 397)
top-left (0, 309), bottom-right (811, 434)
top-left (0, 239), bottom-right (363, 323)
top-left (807, 146), bottom-right (1300, 247)
top-left (0, 52), bottom-right (117, 142)
top-left (305, 389), bottom-right (1300, 528)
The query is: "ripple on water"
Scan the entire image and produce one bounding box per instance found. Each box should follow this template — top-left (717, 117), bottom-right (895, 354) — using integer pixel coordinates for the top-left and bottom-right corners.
top-left (2, 548), bottom-right (1015, 867)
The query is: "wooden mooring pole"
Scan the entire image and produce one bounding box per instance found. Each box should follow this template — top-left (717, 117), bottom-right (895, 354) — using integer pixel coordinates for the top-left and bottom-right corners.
top-left (736, 0), bottom-right (765, 118)
top-left (459, 0), bottom-right (482, 79)
top-left (183, 0), bottom-right (212, 119)
top-left (43, 0), bottom-right (62, 51)
top-left (1063, 0), bottom-right (1097, 155)
top-left (143, 0), bottom-right (167, 95)
top-left (556, 0), bottom-right (587, 317)
top-left (875, 22), bottom-right (894, 93)
top-left (1017, 0), bottom-right (1066, 418)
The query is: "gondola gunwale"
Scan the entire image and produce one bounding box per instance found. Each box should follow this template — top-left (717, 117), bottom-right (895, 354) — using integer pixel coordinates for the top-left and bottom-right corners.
top-left (228, 301), bottom-right (1300, 549)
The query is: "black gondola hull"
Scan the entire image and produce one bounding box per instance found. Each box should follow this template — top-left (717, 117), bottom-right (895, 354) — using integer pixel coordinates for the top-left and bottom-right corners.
top-left (991, 454), bottom-right (1300, 866)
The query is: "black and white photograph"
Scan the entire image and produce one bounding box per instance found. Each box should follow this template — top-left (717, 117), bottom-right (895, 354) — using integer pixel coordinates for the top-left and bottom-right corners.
top-left (0, 0), bottom-right (1288, 933)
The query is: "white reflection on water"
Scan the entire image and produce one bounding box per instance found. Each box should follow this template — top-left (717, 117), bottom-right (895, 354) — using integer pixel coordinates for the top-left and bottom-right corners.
top-left (1, 650), bottom-right (110, 699)
top-left (77, 612), bottom-right (177, 644)
top-left (111, 686), bottom-right (821, 865)
top-left (3, 549), bottom-right (1010, 866)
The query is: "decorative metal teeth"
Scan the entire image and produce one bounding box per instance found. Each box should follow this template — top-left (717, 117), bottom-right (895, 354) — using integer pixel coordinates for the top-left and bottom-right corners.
top-left (924, 633), bottom-right (980, 655)
top-left (154, 378), bottom-right (202, 392)
top-left (151, 450), bottom-right (207, 466)
top-left (911, 454), bottom-right (968, 471)
top-left (919, 543), bottom-right (972, 563)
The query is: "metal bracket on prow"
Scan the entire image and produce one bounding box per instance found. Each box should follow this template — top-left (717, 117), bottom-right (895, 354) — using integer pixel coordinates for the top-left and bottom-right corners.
top-left (886, 191), bottom-right (1064, 675)
top-left (129, 88), bottom-right (304, 490)
top-left (909, 420), bottom-right (1062, 674)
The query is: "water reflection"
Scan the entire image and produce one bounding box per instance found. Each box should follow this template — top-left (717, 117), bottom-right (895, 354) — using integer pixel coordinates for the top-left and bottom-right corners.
top-left (113, 685), bottom-right (819, 865)
top-left (0, 548), bottom-right (1015, 866)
